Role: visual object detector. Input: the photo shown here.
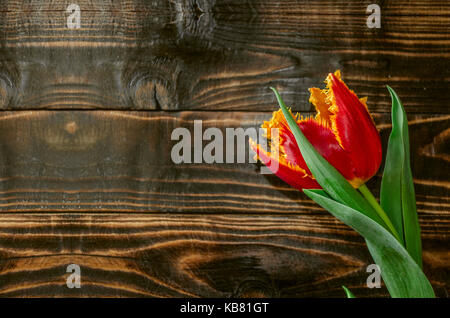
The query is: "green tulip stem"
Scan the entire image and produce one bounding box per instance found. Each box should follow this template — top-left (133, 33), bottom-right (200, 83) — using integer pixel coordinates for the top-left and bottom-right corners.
top-left (358, 184), bottom-right (402, 242)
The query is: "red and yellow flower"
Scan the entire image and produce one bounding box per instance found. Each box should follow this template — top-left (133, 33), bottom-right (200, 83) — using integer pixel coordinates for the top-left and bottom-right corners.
top-left (250, 70), bottom-right (382, 190)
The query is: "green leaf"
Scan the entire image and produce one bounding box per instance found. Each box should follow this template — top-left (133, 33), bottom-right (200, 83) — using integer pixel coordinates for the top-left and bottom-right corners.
top-left (342, 286), bottom-right (356, 298)
top-left (270, 88), bottom-right (391, 234)
top-left (381, 86), bottom-right (422, 267)
top-left (304, 189), bottom-right (435, 298)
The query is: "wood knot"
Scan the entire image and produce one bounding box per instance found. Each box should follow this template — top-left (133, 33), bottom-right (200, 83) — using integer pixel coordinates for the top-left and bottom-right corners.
top-left (233, 279), bottom-right (279, 298)
top-left (124, 58), bottom-right (181, 110)
top-left (64, 121), bottom-right (79, 135)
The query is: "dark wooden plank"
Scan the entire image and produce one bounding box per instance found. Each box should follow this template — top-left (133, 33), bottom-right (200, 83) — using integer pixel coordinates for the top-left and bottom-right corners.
top-left (0, 0), bottom-right (448, 112)
top-left (0, 0), bottom-right (447, 299)
top-left (0, 213), bottom-right (448, 297)
top-left (0, 111), bottom-right (447, 216)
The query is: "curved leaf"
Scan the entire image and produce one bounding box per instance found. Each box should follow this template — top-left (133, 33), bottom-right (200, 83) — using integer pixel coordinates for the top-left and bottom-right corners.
top-left (342, 286), bottom-right (356, 298)
top-left (304, 189), bottom-right (434, 298)
top-left (381, 87), bottom-right (422, 267)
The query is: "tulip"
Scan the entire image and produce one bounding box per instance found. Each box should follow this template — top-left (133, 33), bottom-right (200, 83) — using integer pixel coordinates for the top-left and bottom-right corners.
top-left (250, 70), bottom-right (382, 190)
top-left (250, 78), bottom-right (434, 298)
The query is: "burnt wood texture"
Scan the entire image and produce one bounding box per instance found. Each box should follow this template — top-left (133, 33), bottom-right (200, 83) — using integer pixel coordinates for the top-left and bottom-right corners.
top-left (0, 0), bottom-right (448, 297)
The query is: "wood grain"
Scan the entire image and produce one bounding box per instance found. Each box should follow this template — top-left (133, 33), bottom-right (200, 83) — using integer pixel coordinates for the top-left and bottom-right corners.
top-left (0, 213), bottom-right (448, 297)
top-left (0, 0), bottom-right (448, 298)
top-left (0, 110), bottom-right (447, 296)
top-left (0, 111), bottom-right (446, 215)
top-left (0, 0), bottom-right (448, 112)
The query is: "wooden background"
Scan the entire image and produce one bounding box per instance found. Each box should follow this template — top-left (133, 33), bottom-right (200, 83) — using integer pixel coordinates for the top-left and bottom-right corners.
top-left (0, 0), bottom-right (448, 297)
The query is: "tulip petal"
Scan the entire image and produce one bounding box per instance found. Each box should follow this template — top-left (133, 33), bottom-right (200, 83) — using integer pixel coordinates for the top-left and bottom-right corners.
top-left (249, 139), bottom-right (320, 190)
top-left (298, 119), bottom-right (358, 183)
top-left (326, 71), bottom-right (382, 184)
top-left (309, 87), bottom-right (333, 127)
top-left (261, 110), bottom-right (356, 181)
top-left (254, 71), bottom-right (382, 191)
top-left (251, 108), bottom-right (359, 190)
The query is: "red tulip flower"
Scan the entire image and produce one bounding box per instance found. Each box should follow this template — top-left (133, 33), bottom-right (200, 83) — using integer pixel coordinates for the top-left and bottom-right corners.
top-left (250, 70), bottom-right (382, 190)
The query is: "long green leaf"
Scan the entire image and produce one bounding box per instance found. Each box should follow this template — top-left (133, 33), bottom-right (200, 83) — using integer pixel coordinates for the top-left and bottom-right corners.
top-left (270, 88), bottom-right (391, 234)
top-left (304, 189), bottom-right (434, 298)
top-left (379, 89), bottom-right (405, 244)
top-left (381, 87), bottom-right (422, 267)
